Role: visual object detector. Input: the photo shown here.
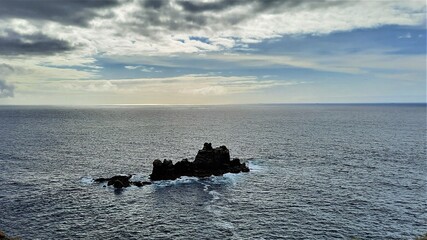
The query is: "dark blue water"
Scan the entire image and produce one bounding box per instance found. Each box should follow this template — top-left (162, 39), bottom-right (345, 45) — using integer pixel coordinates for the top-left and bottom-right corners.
top-left (0, 104), bottom-right (426, 239)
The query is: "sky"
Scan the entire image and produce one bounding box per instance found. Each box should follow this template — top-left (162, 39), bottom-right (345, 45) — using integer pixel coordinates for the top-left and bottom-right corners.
top-left (0, 0), bottom-right (425, 105)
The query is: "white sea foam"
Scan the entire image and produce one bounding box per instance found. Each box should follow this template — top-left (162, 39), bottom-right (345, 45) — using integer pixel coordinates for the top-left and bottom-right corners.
top-left (129, 174), bottom-right (149, 182)
top-left (215, 220), bottom-right (235, 230)
top-left (202, 183), bottom-right (210, 192)
top-left (80, 176), bottom-right (94, 185)
top-left (209, 190), bottom-right (221, 201)
top-left (208, 173), bottom-right (241, 187)
top-left (205, 204), bottom-right (237, 234)
top-left (153, 176), bottom-right (200, 188)
top-left (205, 205), bottom-right (222, 216)
top-left (153, 173), bottom-right (244, 188)
top-left (248, 160), bottom-right (263, 172)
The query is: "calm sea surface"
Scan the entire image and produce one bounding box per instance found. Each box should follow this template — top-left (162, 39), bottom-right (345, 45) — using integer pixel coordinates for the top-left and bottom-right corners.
top-left (0, 104), bottom-right (426, 239)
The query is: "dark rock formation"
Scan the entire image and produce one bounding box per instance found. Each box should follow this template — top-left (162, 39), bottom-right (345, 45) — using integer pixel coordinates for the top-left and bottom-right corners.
top-left (150, 143), bottom-right (249, 181)
top-left (94, 175), bottom-right (151, 189)
top-left (93, 143), bottom-right (249, 188)
top-left (0, 230), bottom-right (20, 240)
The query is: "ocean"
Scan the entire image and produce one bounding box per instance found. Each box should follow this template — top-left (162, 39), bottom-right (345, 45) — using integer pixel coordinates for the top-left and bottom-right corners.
top-left (0, 104), bottom-right (426, 239)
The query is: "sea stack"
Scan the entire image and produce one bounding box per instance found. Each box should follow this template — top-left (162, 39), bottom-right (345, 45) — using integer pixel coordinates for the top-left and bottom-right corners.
top-left (150, 143), bottom-right (249, 181)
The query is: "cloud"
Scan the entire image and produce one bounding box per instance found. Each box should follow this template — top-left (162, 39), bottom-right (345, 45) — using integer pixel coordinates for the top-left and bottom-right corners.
top-left (0, 79), bottom-right (14, 98)
top-left (41, 74), bottom-right (300, 96)
top-left (398, 33), bottom-right (412, 39)
top-left (177, 0), bottom-right (243, 13)
top-left (143, 0), bottom-right (164, 9)
top-left (63, 80), bottom-right (118, 93)
top-left (202, 53), bottom-right (365, 74)
top-left (176, 0), bottom-right (346, 13)
top-left (0, 30), bottom-right (73, 55)
top-left (0, 62), bottom-right (32, 79)
top-left (0, 0), bottom-right (425, 56)
top-left (1, 58), bottom-right (98, 84)
top-left (0, 63), bottom-right (16, 76)
top-left (0, 0), bottom-right (122, 26)
top-left (126, 0), bottom-right (349, 41)
top-left (181, 86), bottom-right (227, 95)
top-left (124, 66), bottom-right (140, 70)
top-left (111, 0), bottom-right (425, 53)
top-left (141, 0), bottom-right (420, 54)
top-left (124, 65), bottom-right (161, 72)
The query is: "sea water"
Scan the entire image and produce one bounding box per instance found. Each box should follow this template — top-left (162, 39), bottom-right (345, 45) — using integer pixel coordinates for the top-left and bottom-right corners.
top-left (0, 104), bottom-right (425, 239)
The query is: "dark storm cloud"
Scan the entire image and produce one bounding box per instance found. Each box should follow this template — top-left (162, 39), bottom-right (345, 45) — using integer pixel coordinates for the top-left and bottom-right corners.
top-left (0, 0), bottom-right (349, 39)
top-left (0, 0), bottom-right (122, 26)
top-left (132, 0), bottom-right (349, 35)
top-left (143, 0), bottom-right (164, 9)
top-left (132, 0), bottom-right (240, 34)
top-left (177, 0), bottom-right (346, 13)
top-left (0, 79), bottom-right (14, 98)
top-left (178, 0), bottom-right (241, 12)
top-left (0, 30), bottom-right (74, 55)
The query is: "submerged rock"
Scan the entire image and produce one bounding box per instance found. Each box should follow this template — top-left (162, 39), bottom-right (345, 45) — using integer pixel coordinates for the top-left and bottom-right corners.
top-left (94, 175), bottom-right (151, 189)
top-left (150, 143), bottom-right (249, 181)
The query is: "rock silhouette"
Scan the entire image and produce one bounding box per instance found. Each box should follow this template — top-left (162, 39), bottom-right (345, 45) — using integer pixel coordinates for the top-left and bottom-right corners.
top-left (94, 175), bottom-right (151, 188)
top-left (94, 143), bottom-right (249, 188)
top-left (150, 143), bottom-right (249, 181)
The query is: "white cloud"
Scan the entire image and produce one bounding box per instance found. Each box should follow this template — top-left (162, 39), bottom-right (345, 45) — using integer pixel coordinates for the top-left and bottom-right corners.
top-left (124, 65), bottom-right (161, 72)
top-left (8, 19), bottom-right (39, 35)
top-left (181, 86), bottom-right (227, 95)
top-left (124, 65), bottom-right (139, 70)
top-left (398, 33), bottom-right (412, 39)
top-left (63, 80), bottom-right (118, 92)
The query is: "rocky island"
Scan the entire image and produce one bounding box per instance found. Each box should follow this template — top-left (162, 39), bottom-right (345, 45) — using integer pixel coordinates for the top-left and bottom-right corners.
top-left (94, 143), bottom-right (249, 188)
top-left (150, 143), bottom-right (249, 180)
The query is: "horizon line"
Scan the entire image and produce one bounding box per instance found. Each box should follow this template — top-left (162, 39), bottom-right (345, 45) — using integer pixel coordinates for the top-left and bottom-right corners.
top-left (0, 102), bottom-right (426, 107)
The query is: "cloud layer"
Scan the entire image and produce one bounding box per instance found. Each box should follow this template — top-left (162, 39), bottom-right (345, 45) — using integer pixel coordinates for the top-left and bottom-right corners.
top-left (0, 0), bottom-right (121, 26)
top-left (52, 74), bottom-right (296, 95)
top-left (0, 0), bottom-right (425, 56)
top-left (0, 0), bottom-right (425, 104)
top-left (0, 30), bottom-right (73, 55)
